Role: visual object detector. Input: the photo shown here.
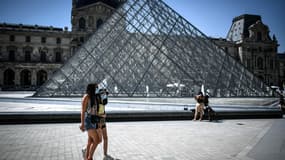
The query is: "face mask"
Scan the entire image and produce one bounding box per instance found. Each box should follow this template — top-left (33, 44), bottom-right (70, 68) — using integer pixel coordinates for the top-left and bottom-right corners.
top-left (95, 87), bottom-right (100, 94)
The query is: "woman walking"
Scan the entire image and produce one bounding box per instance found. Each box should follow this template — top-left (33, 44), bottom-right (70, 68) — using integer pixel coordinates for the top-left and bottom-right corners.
top-left (97, 88), bottom-right (112, 159)
top-left (82, 87), bottom-right (112, 159)
top-left (80, 83), bottom-right (101, 160)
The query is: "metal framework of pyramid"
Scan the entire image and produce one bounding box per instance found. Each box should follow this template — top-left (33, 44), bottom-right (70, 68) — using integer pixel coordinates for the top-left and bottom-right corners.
top-left (34, 0), bottom-right (272, 97)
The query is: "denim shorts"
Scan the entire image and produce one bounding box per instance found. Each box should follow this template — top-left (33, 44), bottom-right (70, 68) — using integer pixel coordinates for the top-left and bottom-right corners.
top-left (84, 114), bottom-right (97, 130)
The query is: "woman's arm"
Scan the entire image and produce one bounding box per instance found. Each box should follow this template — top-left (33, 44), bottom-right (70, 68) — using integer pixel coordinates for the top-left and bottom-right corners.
top-left (80, 94), bottom-right (88, 131)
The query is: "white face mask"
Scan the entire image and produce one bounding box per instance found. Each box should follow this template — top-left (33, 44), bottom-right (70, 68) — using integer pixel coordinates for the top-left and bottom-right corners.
top-left (95, 87), bottom-right (100, 94)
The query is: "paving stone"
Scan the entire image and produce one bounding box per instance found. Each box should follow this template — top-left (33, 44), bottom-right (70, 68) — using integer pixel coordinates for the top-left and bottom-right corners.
top-left (0, 119), bottom-right (283, 160)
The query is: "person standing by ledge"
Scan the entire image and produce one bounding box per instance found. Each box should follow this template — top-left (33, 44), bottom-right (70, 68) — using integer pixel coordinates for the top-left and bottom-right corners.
top-left (193, 92), bottom-right (205, 121)
top-left (279, 94), bottom-right (285, 114)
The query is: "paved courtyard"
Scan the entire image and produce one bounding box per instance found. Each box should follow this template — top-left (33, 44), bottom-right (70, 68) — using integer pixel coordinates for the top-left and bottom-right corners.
top-left (0, 118), bottom-right (284, 160)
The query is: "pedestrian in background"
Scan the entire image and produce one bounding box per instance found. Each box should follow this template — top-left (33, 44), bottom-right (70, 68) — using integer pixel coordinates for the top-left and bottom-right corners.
top-left (204, 90), bottom-right (215, 121)
top-left (193, 91), bottom-right (204, 121)
top-left (279, 94), bottom-right (285, 113)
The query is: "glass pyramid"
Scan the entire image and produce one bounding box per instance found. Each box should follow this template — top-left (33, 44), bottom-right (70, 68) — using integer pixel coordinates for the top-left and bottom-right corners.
top-left (34, 0), bottom-right (272, 97)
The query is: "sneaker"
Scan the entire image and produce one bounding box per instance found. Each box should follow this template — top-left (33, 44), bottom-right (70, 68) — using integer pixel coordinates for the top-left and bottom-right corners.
top-left (103, 154), bottom-right (114, 160)
top-left (82, 147), bottom-right (87, 160)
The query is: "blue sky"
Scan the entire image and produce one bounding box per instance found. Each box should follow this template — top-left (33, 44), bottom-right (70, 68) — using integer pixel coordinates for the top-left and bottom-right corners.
top-left (0, 0), bottom-right (284, 52)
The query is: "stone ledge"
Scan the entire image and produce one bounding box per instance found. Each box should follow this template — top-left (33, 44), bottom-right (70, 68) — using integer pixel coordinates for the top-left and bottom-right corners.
top-left (0, 109), bottom-right (282, 124)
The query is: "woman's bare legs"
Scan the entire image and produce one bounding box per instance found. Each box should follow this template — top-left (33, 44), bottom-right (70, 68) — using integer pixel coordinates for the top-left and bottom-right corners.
top-left (199, 110), bottom-right (203, 121)
top-left (193, 103), bottom-right (204, 121)
top-left (193, 103), bottom-right (199, 120)
top-left (102, 127), bottom-right (108, 156)
top-left (96, 128), bottom-right (103, 144)
top-left (199, 104), bottom-right (204, 121)
top-left (87, 129), bottom-right (100, 160)
top-left (85, 137), bottom-right (92, 160)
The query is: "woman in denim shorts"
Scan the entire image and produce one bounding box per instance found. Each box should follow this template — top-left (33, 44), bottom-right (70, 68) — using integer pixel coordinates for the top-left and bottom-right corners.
top-left (80, 83), bottom-right (101, 160)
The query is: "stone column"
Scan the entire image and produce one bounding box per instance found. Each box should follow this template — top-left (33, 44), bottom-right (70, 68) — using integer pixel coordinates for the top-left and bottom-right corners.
top-left (15, 69), bottom-right (20, 86)
top-left (31, 69), bottom-right (37, 86)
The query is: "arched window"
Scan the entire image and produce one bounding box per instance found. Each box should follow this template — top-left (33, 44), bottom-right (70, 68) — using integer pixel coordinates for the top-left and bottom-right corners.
top-left (37, 70), bottom-right (47, 86)
top-left (79, 17), bottom-right (86, 29)
top-left (41, 37), bottom-right (46, 43)
top-left (4, 69), bottom-right (15, 85)
top-left (9, 50), bottom-right (15, 62)
top-left (56, 37), bottom-right (61, 44)
top-left (25, 36), bottom-right (31, 42)
top-left (20, 69), bottom-right (31, 86)
top-left (257, 57), bottom-right (263, 70)
top-left (7, 46), bottom-right (17, 62)
top-left (80, 37), bottom-right (84, 43)
top-left (40, 51), bottom-right (46, 62)
top-left (23, 46), bottom-right (33, 62)
top-left (96, 19), bottom-right (103, 29)
top-left (25, 51), bottom-right (31, 62)
top-left (55, 52), bottom-right (61, 62)
top-left (9, 35), bottom-right (15, 42)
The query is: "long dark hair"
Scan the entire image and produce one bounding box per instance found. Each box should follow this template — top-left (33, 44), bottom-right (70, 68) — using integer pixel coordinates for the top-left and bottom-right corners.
top-left (86, 83), bottom-right (98, 107)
